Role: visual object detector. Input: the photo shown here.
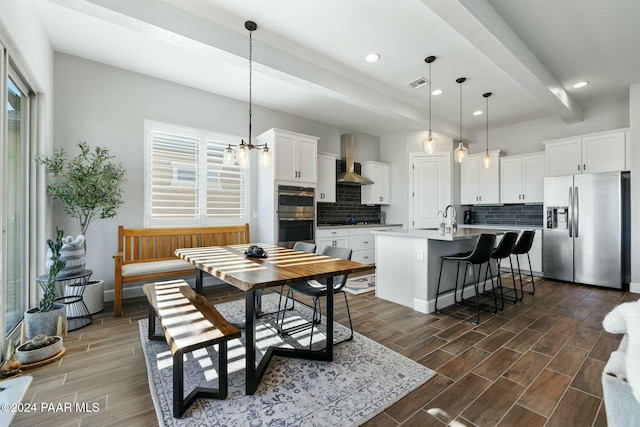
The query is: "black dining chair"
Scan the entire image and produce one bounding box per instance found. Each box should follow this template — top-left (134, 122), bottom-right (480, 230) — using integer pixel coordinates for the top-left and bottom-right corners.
top-left (511, 230), bottom-right (537, 296)
top-left (279, 245), bottom-right (353, 349)
top-left (275, 241), bottom-right (317, 325)
top-left (434, 233), bottom-right (497, 325)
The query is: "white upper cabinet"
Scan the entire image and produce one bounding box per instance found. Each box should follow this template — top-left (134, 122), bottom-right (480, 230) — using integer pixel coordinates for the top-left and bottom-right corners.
top-left (460, 150), bottom-right (501, 205)
top-left (544, 129), bottom-right (628, 176)
top-left (317, 152), bottom-right (337, 203)
top-left (360, 161), bottom-right (390, 205)
top-left (500, 152), bottom-right (544, 204)
top-left (257, 128), bottom-right (318, 184)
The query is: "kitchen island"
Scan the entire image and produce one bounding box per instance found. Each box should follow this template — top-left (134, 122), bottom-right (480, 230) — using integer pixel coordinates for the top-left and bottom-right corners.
top-left (371, 228), bottom-right (505, 314)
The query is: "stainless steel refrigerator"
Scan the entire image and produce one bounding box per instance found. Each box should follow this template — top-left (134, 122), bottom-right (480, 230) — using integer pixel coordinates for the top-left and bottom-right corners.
top-left (543, 171), bottom-right (630, 289)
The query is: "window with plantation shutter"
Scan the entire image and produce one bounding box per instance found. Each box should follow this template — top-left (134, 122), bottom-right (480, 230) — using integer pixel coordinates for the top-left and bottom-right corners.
top-left (144, 121), bottom-right (248, 227)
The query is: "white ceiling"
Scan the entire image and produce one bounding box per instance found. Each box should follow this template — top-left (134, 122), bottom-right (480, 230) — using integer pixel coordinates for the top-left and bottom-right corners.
top-left (35, 0), bottom-right (640, 141)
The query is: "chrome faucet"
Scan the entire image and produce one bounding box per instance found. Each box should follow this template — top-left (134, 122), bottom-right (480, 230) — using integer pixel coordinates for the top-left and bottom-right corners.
top-left (444, 205), bottom-right (457, 233)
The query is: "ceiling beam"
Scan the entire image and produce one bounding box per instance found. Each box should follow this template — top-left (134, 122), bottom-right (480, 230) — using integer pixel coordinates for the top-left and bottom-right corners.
top-left (420, 0), bottom-right (582, 124)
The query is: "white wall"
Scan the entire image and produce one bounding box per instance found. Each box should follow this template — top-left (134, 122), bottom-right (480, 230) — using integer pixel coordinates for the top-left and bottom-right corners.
top-left (53, 53), bottom-right (381, 299)
top-left (380, 131), bottom-right (456, 227)
top-left (630, 84), bottom-right (640, 292)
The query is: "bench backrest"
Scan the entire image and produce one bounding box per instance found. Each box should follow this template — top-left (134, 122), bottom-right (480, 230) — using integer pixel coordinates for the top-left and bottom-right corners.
top-left (118, 224), bottom-right (250, 264)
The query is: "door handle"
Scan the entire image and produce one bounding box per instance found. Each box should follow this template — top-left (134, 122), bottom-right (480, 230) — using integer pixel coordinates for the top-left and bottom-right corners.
top-left (568, 187), bottom-right (573, 238)
top-left (574, 186), bottom-right (579, 238)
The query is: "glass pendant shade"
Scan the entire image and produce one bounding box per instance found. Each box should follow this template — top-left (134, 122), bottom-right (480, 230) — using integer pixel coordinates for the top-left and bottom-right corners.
top-left (259, 145), bottom-right (272, 168)
top-left (423, 131), bottom-right (438, 154)
top-left (454, 141), bottom-right (468, 163)
top-left (237, 143), bottom-right (249, 169)
top-left (223, 144), bottom-right (235, 165)
top-left (483, 152), bottom-right (492, 168)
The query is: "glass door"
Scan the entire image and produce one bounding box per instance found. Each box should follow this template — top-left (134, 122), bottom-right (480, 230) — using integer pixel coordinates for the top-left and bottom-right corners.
top-left (5, 68), bottom-right (29, 334)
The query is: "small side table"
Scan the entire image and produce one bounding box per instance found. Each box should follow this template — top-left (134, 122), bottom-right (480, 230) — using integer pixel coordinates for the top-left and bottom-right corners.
top-left (36, 269), bottom-right (93, 331)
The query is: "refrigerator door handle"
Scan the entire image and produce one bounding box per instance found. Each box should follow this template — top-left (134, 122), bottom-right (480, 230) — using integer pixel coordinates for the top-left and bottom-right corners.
top-left (574, 186), bottom-right (579, 238)
top-left (568, 186), bottom-right (573, 238)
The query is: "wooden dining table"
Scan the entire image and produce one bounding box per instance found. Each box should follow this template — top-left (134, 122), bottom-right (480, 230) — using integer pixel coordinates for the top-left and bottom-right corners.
top-left (174, 243), bottom-right (374, 395)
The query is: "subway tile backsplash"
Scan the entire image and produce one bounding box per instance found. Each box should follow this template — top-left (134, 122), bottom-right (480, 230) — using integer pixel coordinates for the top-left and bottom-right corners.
top-left (466, 204), bottom-right (544, 227)
top-left (317, 161), bottom-right (381, 225)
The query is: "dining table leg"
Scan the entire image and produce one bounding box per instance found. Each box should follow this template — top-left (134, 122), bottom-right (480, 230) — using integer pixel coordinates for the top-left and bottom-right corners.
top-left (245, 289), bottom-right (257, 395)
top-left (325, 276), bottom-right (334, 361)
top-left (195, 269), bottom-right (203, 294)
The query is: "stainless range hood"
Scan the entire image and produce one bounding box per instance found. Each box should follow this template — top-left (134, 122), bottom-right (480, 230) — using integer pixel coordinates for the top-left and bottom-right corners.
top-left (336, 134), bottom-right (373, 185)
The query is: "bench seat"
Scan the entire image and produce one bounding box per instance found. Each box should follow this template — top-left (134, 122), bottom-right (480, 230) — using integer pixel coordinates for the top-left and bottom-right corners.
top-left (113, 224), bottom-right (250, 316)
top-left (121, 259), bottom-right (194, 277)
top-left (143, 279), bottom-right (241, 418)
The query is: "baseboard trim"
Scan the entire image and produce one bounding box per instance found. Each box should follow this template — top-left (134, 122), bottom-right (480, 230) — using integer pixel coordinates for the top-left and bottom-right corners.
top-left (629, 282), bottom-right (640, 294)
top-left (104, 276), bottom-right (225, 302)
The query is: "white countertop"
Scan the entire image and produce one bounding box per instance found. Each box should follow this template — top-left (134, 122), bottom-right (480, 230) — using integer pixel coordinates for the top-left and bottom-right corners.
top-left (317, 223), bottom-right (403, 229)
top-left (459, 224), bottom-right (543, 231)
top-left (372, 227), bottom-right (509, 241)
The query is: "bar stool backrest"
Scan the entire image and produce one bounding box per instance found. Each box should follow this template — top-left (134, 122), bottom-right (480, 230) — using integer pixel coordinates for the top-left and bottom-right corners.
top-left (466, 233), bottom-right (497, 264)
top-left (512, 230), bottom-right (535, 255)
top-left (492, 232), bottom-right (519, 259)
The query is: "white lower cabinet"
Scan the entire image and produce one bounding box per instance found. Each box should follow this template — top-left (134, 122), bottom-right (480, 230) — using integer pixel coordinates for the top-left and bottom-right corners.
top-left (316, 225), bottom-right (402, 265)
top-left (316, 228), bottom-right (348, 255)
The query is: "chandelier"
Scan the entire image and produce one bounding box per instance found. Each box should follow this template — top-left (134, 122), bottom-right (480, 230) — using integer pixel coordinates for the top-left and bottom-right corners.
top-left (223, 21), bottom-right (271, 169)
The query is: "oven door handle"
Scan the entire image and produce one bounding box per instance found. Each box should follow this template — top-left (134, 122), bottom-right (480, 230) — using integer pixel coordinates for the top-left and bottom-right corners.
top-left (278, 191), bottom-right (315, 197)
top-left (278, 217), bottom-right (315, 221)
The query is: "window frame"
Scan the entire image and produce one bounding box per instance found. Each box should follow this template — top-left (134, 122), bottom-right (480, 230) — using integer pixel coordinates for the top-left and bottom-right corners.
top-left (144, 120), bottom-right (250, 228)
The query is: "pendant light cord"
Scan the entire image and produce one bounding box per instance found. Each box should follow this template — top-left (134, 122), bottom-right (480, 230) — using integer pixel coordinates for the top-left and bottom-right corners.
top-left (249, 29), bottom-right (253, 146)
top-left (428, 61), bottom-right (432, 132)
top-left (459, 81), bottom-right (462, 144)
top-left (483, 92), bottom-right (492, 154)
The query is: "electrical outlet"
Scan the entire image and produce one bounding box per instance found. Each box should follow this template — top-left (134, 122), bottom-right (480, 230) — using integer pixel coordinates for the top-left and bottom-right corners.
top-left (416, 249), bottom-right (424, 261)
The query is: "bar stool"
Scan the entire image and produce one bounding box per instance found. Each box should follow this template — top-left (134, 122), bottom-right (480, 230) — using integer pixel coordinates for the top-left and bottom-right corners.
top-left (512, 230), bottom-right (536, 296)
top-left (435, 233), bottom-right (497, 325)
top-left (489, 232), bottom-right (519, 306)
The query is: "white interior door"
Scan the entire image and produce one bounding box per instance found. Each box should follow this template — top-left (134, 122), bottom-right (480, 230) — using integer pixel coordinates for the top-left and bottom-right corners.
top-left (410, 153), bottom-right (451, 229)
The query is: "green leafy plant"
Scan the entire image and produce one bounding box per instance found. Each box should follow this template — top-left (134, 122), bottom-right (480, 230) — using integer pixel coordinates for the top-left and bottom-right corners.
top-left (35, 142), bottom-right (127, 236)
top-left (40, 228), bottom-right (66, 312)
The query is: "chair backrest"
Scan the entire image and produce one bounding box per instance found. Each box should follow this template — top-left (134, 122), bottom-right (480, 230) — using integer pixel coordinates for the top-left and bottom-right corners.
top-left (512, 230), bottom-right (536, 255)
top-left (492, 232), bottom-right (519, 259)
top-left (293, 241), bottom-right (317, 253)
top-left (466, 233), bottom-right (497, 264)
top-left (320, 245), bottom-right (353, 290)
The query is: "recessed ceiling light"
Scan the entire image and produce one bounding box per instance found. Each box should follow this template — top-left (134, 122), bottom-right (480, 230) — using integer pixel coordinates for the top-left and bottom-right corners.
top-left (572, 81), bottom-right (589, 88)
top-left (365, 53), bottom-right (380, 63)
top-left (473, 110), bottom-right (483, 116)
top-left (432, 89), bottom-right (443, 96)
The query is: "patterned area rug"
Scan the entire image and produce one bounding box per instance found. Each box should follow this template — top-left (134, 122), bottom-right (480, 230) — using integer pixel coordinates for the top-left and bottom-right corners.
top-left (343, 273), bottom-right (376, 295)
top-left (140, 293), bottom-right (435, 426)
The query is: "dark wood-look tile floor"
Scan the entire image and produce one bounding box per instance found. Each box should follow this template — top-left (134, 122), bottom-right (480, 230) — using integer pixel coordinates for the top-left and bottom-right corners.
top-left (12, 278), bottom-right (638, 426)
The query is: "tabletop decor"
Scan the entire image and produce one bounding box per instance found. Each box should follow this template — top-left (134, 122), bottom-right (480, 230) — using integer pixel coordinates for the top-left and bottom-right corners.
top-left (140, 293), bottom-right (435, 426)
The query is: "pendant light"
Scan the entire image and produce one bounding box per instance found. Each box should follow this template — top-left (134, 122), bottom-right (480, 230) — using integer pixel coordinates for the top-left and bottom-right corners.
top-left (482, 92), bottom-right (492, 169)
top-left (223, 21), bottom-right (271, 169)
top-left (453, 77), bottom-right (468, 163)
top-left (423, 56), bottom-right (438, 154)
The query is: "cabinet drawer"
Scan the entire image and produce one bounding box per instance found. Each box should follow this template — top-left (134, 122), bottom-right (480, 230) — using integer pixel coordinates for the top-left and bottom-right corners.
top-left (352, 249), bottom-right (375, 265)
top-left (349, 234), bottom-right (375, 251)
top-left (316, 228), bottom-right (348, 238)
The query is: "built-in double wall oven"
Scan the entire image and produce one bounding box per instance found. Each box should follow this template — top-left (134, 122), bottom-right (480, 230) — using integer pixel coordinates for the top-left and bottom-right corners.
top-left (277, 185), bottom-right (315, 249)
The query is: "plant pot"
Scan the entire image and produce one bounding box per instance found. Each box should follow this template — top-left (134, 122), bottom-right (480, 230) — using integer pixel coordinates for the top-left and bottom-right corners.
top-left (16, 336), bottom-right (64, 364)
top-left (23, 304), bottom-right (66, 341)
top-left (65, 280), bottom-right (103, 314)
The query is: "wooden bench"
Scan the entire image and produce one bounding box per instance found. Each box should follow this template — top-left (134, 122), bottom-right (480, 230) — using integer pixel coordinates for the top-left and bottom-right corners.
top-left (143, 279), bottom-right (241, 418)
top-left (113, 224), bottom-right (250, 316)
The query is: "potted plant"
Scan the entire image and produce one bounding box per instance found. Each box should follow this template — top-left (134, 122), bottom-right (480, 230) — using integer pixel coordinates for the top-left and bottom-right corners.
top-left (24, 228), bottom-right (67, 340)
top-left (36, 142), bottom-right (127, 313)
